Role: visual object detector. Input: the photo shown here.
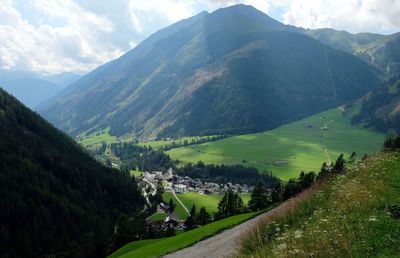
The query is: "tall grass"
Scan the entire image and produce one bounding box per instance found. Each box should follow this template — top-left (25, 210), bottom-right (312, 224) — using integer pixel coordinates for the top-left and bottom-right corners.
top-left (238, 152), bottom-right (400, 257)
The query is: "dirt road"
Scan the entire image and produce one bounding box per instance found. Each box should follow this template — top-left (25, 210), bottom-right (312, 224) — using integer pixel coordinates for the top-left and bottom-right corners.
top-left (163, 200), bottom-right (297, 258)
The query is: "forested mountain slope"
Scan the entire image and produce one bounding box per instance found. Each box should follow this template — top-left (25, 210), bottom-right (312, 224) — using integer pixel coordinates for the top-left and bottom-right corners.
top-left (0, 88), bottom-right (144, 257)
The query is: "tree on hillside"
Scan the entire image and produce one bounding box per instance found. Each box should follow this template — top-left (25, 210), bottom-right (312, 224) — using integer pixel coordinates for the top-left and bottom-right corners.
top-left (298, 171), bottom-right (316, 190)
top-left (282, 179), bottom-right (300, 200)
top-left (317, 162), bottom-right (331, 180)
top-left (272, 182), bottom-right (284, 203)
top-left (384, 134), bottom-right (395, 149)
top-left (348, 152), bottom-right (356, 164)
top-left (249, 182), bottom-right (271, 211)
top-left (333, 153), bottom-right (346, 173)
top-left (216, 189), bottom-right (245, 219)
top-left (185, 204), bottom-right (197, 230)
top-left (169, 198), bottom-right (175, 213)
top-left (197, 207), bottom-right (211, 225)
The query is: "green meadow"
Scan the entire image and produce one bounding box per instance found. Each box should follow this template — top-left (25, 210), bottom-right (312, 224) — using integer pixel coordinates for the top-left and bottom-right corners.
top-left (166, 106), bottom-right (385, 180)
top-left (161, 192), bottom-right (251, 220)
top-left (138, 136), bottom-right (215, 149)
top-left (109, 211), bottom-right (259, 258)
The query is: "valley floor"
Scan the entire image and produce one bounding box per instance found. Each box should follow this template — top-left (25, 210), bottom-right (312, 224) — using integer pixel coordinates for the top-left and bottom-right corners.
top-left (167, 106), bottom-right (384, 179)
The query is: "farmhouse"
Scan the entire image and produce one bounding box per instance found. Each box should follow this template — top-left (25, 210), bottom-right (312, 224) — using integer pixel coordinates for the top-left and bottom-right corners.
top-left (174, 184), bottom-right (187, 193)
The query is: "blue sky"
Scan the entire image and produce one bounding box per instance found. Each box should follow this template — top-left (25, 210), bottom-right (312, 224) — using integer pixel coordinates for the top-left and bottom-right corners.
top-left (1, 0), bottom-right (399, 75)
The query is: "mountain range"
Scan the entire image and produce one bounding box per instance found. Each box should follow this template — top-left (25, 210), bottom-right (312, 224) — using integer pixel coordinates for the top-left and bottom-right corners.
top-left (0, 70), bottom-right (81, 109)
top-left (40, 4), bottom-right (390, 139)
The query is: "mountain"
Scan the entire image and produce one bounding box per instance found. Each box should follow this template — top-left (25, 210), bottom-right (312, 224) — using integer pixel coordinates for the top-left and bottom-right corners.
top-left (304, 29), bottom-right (400, 76)
top-left (41, 72), bottom-right (82, 88)
top-left (0, 88), bottom-right (144, 257)
top-left (40, 4), bottom-right (382, 139)
top-left (0, 70), bottom-right (63, 109)
top-left (352, 75), bottom-right (400, 132)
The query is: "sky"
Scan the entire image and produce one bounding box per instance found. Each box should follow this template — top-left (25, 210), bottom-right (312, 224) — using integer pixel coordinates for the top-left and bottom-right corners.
top-left (1, 0), bottom-right (399, 75)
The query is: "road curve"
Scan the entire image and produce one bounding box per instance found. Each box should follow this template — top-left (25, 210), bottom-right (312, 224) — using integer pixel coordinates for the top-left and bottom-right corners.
top-left (163, 199), bottom-right (295, 258)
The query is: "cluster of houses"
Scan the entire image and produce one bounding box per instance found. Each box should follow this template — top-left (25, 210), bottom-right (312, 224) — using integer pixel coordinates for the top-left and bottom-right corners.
top-left (137, 168), bottom-right (253, 195)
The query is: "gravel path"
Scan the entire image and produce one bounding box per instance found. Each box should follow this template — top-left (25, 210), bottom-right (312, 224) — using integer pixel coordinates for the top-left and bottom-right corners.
top-left (162, 199), bottom-right (298, 258)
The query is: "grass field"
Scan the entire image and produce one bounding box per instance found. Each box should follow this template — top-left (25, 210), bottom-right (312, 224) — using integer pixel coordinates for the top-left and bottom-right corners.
top-left (76, 127), bottom-right (118, 147)
top-left (138, 136), bottom-right (216, 149)
top-left (162, 192), bottom-right (251, 220)
top-left (239, 151), bottom-right (400, 257)
top-left (166, 106), bottom-right (385, 180)
top-left (109, 211), bottom-right (259, 258)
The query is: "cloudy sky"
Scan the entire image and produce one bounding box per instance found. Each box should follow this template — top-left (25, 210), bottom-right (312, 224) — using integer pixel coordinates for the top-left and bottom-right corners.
top-left (1, 0), bottom-right (399, 75)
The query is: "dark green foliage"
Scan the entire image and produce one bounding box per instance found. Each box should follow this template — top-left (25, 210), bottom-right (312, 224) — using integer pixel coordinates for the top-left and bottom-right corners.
top-left (0, 89), bottom-right (144, 257)
top-left (333, 153), bottom-right (346, 173)
top-left (185, 204), bottom-right (197, 230)
top-left (352, 76), bottom-right (400, 132)
top-left (248, 182), bottom-right (271, 211)
top-left (111, 214), bottom-right (146, 252)
top-left (271, 170), bottom-right (317, 202)
top-left (197, 207), bottom-right (211, 225)
top-left (387, 204), bottom-right (400, 219)
top-left (110, 142), bottom-right (173, 171)
top-left (216, 189), bottom-right (245, 219)
top-left (160, 135), bottom-right (228, 151)
top-left (384, 133), bottom-right (400, 150)
top-left (169, 198), bottom-right (175, 213)
top-left (176, 162), bottom-right (279, 187)
top-left (41, 5), bottom-right (381, 139)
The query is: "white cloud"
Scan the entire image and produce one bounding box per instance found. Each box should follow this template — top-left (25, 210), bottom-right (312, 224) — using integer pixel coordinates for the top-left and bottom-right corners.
top-left (0, 0), bottom-right (399, 75)
top-left (283, 0), bottom-right (400, 33)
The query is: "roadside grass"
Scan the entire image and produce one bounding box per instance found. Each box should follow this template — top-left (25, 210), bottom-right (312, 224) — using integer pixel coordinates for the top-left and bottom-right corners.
top-left (108, 239), bottom-right (163, 258)
top-left (166, 106), bottom-right (384, 180)
top-left (238, 152), bottom-right (400, 257)
top-left (162, 192), bottom-right (251, 219)
top-left (109, 211), bottom-right (259, 258)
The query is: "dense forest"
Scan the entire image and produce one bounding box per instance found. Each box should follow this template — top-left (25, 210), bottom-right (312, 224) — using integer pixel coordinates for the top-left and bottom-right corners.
top-left (176, 161), bottom-right (280, 187)
top-left (0, 89), bottom-right (144, 257)
top-left (110, 142), bottom-right (174, 171)
top-left (352, 76), bottom-right (400, 132)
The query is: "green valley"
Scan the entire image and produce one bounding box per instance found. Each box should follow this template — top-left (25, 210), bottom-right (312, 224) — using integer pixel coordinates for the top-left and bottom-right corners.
top-left (167, 105), bottom-right (385, 179)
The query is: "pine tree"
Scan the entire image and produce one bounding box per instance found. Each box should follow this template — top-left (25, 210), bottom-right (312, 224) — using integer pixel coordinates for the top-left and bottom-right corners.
top-left (197, 207), bottom-right (211, 225)
top-left (249, 182), bottom-right (270, 211)
top-left (185, 204), bottom-right (197, 230)
top-left (169, 198), bottom-right (175, 213)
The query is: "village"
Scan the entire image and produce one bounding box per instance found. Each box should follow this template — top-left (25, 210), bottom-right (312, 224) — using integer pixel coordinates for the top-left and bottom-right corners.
top-left (137, 168), bottom-right (254, 196)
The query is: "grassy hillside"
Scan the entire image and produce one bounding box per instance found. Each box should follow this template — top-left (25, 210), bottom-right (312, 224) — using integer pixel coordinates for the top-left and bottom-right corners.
top-left (167, 106), bottom-right (385, 179)
top-left (239, 151), bottom-right (400, 257)
top-left (109, 211), bottom-right (259, 258)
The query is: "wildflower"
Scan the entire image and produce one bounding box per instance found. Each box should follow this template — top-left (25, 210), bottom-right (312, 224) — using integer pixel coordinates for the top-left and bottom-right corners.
top-left (368, 216), bottom-right (378, 222)
top-left (294, 230), bottom-right (303, 238)
top-left (276, 227), bottom-right (281, 232)
top-left (277, 243), bottom-right (287, 250)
